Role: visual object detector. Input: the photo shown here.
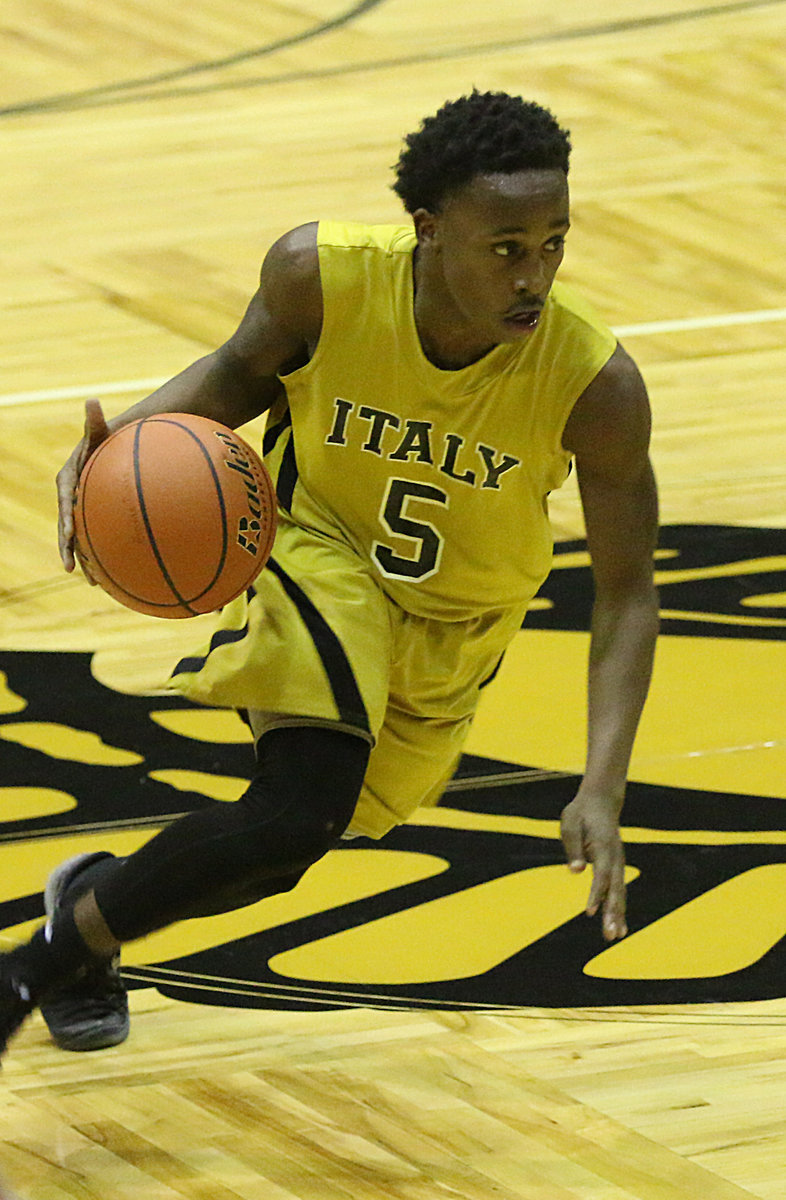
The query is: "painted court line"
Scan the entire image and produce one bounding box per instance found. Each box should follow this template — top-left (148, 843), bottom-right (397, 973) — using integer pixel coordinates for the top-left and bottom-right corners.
top-left (2, 307), bottom-right (785, 409)
top-left (612, 307), bottom-right (786, 337)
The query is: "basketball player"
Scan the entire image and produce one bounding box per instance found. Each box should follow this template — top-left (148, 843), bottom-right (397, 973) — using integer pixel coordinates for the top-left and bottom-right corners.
top-left (1, 91), bottom-right (659, 1058)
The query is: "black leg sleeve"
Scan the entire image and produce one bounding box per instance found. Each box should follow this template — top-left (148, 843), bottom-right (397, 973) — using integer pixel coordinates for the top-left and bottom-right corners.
top-left (93, 725), bottom-right (370, 943)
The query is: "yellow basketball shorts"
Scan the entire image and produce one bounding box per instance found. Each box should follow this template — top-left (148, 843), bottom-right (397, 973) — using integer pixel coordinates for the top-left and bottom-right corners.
top-left (171, 514), bottom-right (527, 839)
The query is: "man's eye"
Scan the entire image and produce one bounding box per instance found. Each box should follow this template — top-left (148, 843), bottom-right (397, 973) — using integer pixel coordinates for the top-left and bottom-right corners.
top-left (492, 243), bottom-right (515, 257)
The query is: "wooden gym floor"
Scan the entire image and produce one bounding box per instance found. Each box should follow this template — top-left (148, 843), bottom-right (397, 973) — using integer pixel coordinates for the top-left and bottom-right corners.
top-left (1, 1), bottom-right (785, 1197)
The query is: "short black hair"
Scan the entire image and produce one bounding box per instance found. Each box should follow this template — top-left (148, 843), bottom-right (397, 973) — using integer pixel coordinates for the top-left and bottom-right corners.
top-left (392, 90), bottom-right (571, 214)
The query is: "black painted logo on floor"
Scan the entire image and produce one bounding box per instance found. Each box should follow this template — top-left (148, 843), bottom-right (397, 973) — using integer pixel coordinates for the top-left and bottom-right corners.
top-left (0, 524), bottom-right (783, 1011)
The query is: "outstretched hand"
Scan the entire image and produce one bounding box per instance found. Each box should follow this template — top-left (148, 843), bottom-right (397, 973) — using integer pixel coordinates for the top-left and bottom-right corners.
top-left (56, 398), bottom-right (110, 576)
top-left (560, 792), bottom-right (627, 941)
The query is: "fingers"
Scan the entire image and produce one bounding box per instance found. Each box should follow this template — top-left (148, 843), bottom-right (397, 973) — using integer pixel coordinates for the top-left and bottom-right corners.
top-left (56, 399), bottom-right (108, 573)
top-left (56, 457), bottom-right (78, 572)
top-left (561, 797), bottom-right (627, 941)
top-left (83, 397), bottom-right (109, 451)
top-left (586, 850), bottom-right (627, 941)
top-left (560, 807), bottom-right (587, 874)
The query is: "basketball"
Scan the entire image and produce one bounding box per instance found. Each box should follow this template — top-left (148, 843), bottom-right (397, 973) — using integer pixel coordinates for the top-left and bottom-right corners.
top-left (73, 413), bottom-right (278, 618)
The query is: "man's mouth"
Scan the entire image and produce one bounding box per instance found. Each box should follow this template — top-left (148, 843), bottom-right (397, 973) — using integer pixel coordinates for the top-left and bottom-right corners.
top-left (502, 306), bottom-right (542, 332)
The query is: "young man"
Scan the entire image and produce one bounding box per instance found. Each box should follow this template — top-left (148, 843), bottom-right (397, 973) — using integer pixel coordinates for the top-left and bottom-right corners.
top-left (1, 91), bottom-right (659, 1058)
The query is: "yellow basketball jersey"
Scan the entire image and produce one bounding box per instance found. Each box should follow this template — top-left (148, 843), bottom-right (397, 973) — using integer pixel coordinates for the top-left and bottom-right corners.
top-left (263, 221), bottom-right (616, 621)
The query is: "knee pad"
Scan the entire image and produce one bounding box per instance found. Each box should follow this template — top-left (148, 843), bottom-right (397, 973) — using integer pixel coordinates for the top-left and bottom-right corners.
top-left (240, 724), bottom-right (371, 868)
top-left (94, 725), bottom-right (370, 938)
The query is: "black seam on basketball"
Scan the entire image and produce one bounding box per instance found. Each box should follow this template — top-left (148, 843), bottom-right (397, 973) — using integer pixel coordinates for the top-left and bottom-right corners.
top-left (155, 417), bottom-right (230, 599)
top-left (141, 416), bottom-right (234, 605)
top-left (77, 445), bottom-right (188, 610)
top-left (265, 561), bottom-right (370, 734)
top-left (131, 422), bottom-right (201, 615)
top-left (154, 415), bottom-right (277, 599)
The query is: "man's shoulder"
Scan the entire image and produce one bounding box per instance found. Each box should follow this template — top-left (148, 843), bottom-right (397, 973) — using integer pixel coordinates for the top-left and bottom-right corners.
top-left (316, 220), bottom-right (415, 256)
top-left (563, 344), bottom-right (651, 469)
top-left (262, 223), bottom-right (320, 283)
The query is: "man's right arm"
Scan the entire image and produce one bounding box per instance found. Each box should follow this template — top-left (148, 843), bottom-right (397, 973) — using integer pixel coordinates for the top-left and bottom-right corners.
top-left (57, 222), bottom-right (322, 570)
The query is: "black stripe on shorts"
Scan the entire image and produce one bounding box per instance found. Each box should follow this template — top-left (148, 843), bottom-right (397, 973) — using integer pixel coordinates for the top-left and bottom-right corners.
top-left (172, 601), bottom-right (253, 677)
top-left (266, 559), bottom-right (371, 735)
top-left (171, 569), bottom-right (371, 737)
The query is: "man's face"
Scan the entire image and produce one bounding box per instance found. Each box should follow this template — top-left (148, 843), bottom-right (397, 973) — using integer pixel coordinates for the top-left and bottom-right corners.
top-left (414, 169), bottom-right (570, 352)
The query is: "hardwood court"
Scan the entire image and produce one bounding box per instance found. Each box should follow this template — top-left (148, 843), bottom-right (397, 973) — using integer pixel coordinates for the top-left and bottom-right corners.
top-left (1, 1), bottom-right (785, 1197)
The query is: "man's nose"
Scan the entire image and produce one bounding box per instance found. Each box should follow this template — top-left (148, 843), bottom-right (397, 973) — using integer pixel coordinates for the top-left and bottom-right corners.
top-left (514, 253), bottom-right (548, 295)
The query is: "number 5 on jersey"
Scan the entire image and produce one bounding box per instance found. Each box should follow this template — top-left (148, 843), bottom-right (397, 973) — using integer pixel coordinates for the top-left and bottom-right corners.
top-left (373, 478), bottom-right (449, 581)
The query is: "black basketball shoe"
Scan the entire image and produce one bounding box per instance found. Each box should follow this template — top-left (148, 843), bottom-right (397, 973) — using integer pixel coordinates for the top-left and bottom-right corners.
top-left (0, 956), bottom-right (36, 1060)
top-left (39, 853), bottom-right (129, 1052)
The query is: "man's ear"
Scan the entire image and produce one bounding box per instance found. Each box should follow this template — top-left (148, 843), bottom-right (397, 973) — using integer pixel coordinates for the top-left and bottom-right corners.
top-left (412, 208), bottom-right (440, 249)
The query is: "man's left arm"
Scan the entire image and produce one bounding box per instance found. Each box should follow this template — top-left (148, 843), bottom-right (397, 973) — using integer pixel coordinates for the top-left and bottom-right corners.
top-left (560, 344), bottom-right (660, 941)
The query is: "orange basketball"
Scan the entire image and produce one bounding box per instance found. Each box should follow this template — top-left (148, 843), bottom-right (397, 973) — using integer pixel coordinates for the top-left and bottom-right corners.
top-left (74, 413), bottom-right (278, 618)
